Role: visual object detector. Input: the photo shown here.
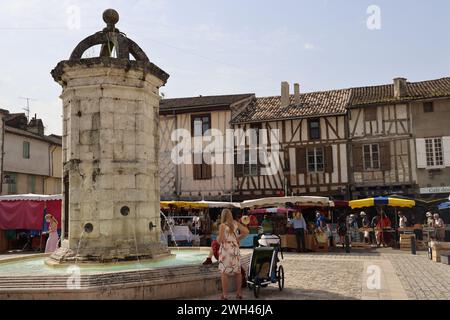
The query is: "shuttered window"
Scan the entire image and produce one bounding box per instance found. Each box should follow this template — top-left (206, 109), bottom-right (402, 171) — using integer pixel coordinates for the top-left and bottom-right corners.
top-left (425, 138), bottom-right (444, 168)
top-left (234, 150), bottom-right (259, 177)
top-left (295, 148), bottom-right (307, 174)
top-left (308, 119), bottom-right (321, 140)
top-left (307, 147), bottom-right (324, 172)
top-left (363, 144), bottom-right (380, 170)
top-left (423, 102), bottom-right (434, 113)
top-left (7, 173), bottom-right (17, 194)
top-left (193, 163), bottom-right (212, 180)
top-left (23, 141), bottom-right (30, 159)
top-left (365, 107), bottom-right (378, 121)
top-left (192, 114), bottom-right (212, 180)
top-left (27, 175), bottom-right (36, 194)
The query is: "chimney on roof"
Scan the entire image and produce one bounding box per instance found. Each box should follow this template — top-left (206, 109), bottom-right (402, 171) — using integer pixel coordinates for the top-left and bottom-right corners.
top-left (394, 77), bottom-right (407, 98)
top-left (294, 83), bottom-right (301, 105)
top-left (281, 81), bottom-right (290, 107)
top-left (27, 117), bottom-right (45, 136)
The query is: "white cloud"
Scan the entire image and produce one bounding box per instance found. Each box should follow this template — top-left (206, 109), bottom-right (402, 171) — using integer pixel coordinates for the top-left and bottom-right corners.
top-left (304, 42), bottom-right (316, 50)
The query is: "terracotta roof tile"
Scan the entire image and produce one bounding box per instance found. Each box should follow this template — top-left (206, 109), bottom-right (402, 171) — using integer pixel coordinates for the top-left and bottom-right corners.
top-left (231, 89), bottom-right (351, 123)
top-left (232, 77), bottom-right (450, 123)
top-left (350, 77), bottom-right (450, 106)
top-left (160, 94), bottom-right (254, 111)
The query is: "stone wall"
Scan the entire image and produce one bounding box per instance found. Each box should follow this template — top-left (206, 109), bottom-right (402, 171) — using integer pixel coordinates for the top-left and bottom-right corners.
top-left (54, 62), bottom-right (169, 262)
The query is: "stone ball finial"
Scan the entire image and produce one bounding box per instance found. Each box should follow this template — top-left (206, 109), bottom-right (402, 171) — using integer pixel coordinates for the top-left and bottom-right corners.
top-left (103, 9), bottom-right (119, 27)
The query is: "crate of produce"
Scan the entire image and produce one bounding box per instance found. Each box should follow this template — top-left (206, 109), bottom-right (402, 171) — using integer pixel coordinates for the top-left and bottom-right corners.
top-left (441, 253), bottom-right (450, 265)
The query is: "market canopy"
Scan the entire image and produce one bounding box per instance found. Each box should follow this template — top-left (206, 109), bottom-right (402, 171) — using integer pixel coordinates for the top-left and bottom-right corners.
top-left (349, 197), bottom-right (416, 209)
top-left (249, 208), bottom-right (295, 215)
top-left (160, 201), bottom-right (240, 209)
top-left (0, 194), bottom-right (63, 201)
top-left (240, 196), bottom-right (331, 209)
top-left (0, 194), bottom-right (62, 230)
top-left (438, 202), bottom-right (450, 210)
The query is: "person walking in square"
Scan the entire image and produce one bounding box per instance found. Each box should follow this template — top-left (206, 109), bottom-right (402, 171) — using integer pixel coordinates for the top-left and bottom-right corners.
top-left (291, 211), bottom-right (307, 252)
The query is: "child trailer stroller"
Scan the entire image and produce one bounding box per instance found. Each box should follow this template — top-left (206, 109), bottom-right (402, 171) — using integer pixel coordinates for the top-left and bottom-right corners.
top-left (247, 235), bottom-right (285, 298)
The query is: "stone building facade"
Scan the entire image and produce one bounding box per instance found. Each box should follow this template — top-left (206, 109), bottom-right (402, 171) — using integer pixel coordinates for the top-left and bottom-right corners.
top-left (158, 76), bottom-right (450, 201)
top-left (0, 112), bottom-right (62, 196)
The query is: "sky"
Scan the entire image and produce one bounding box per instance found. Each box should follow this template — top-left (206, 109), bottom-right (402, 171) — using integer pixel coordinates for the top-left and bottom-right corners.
top-left (0, 0), bottom-right (449, 135)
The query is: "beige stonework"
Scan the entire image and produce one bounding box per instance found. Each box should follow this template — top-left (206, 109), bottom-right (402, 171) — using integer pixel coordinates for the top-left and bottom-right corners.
top-left (50, 59), bottom-right (170, 263)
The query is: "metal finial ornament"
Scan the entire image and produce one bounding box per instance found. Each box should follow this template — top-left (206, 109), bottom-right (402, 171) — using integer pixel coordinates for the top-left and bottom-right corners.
top-left (103, 9), bottom-right (119, 30)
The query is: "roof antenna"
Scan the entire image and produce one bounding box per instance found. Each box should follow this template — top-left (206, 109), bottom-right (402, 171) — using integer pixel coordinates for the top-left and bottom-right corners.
top-left (19, 97), bottom-right (36, 121)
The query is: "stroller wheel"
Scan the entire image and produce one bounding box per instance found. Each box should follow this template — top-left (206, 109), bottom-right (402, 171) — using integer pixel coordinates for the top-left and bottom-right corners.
top-left (253, 285), bottom-right (260, 298)
top-left (247, 283), bottom-right (254, 290)
top-left (277, 266), bottom-right (285, 291)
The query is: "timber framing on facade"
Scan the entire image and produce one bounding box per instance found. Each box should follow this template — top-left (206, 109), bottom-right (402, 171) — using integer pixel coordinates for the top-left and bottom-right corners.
top-left (158, 76), bottom-right (450, 201)
top-left (159, 94), bottom-right (255, 201)
top-left (231, 88), bottom-right (351, 201)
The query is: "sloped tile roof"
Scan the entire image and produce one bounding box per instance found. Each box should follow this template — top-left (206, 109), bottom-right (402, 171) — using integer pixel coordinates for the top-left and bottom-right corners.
top-left (231, 89), bottom-right (351, 124)
top-left (350, 77), bottom-right (450, 107)
top-left (160, 94), bottom-right (254, 111)
top-left (232, 77), bottom-right (450, 123)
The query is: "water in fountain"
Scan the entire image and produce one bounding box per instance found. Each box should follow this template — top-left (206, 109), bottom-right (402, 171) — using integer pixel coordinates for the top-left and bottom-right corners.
top-left (75, 230), bottom-right (85, 264)
top-left (160, 211), bottom-right (178, 247)
top-left (130, 219), bottom-right (145, 300)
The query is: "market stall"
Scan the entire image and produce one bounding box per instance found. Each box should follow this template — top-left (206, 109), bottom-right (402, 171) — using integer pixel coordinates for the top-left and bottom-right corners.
top-left (240, 196), bottom-right (333, 252)
top-left (349, 197), bottom-right (416, 249)
top-left (0, 194), bottom-right (62, 253)
top-left (160, 201), bottom-right (240, 247)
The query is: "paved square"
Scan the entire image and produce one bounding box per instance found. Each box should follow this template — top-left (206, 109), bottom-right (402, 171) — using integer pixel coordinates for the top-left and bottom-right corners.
top-left (204, 248), bottom-right (450, 300)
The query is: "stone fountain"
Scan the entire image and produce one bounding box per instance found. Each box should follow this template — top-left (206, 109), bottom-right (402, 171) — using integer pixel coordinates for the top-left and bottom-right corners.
top-left (0, 9), bottom-right (250, 300)
top-left (49, 8), bottom-right (170, 264)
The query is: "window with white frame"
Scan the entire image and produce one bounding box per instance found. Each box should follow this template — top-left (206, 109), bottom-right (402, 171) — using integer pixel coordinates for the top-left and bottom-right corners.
top-left (425, 138), bottom-right (443, 168)
top-left (363, 144), bottom-right (380, 170)
top-left (307, 147), bottom-right (324, 172)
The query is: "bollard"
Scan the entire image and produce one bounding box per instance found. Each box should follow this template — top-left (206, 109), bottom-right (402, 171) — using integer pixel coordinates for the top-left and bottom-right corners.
top-left (410, 236), bottom-right (417, 255)
top-left (345, 235), bottom-right (351, 253)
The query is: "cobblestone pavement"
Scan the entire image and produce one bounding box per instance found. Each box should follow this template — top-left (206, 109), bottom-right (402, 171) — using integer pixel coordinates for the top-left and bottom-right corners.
top-left (1, 248), bottom-right (449, 300)
top-left (203, 248), bottom-right (450, 300)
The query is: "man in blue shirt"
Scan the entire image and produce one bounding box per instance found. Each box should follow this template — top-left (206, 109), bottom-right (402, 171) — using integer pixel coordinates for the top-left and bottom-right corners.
top-left (316, 212), bottom-right (326, 232)
top-left (291, 211), bottom-right (307, 252)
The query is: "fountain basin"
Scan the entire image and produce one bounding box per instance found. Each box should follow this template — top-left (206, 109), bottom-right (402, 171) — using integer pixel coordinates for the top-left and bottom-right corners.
top-left (0, 248), bottom-right (250, 300)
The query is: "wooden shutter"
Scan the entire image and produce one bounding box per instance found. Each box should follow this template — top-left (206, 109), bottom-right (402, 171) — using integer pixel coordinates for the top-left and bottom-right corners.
top-left (234, 153), bottom-right (243, 177)
top-left (416, 138), bottom-right (427, 169)
top-left (443, 137), bottom-right (450, 167)
top-left (295, 147), bottom-right (307, 174)
top-left (204, 164), bottom-right (212, 180)
top-left (325, 146), bottom-right (334, 173)
top-left (380, 142), bottom-right (391, 171)
top-left (193, 164), bottom-right (201, 180)
top-left (352, 144), bottom-right (364, 172)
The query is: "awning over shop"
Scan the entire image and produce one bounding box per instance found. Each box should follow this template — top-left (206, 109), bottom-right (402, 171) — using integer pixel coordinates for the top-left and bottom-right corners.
top-left (0, 194), bottom-right (63, 201)
top-left (160, 201), bottom-right (240, 209)
top-left (349, 197), bottom-right (416, 209)
top-left (438, 202), bottom-right (450, 210)
top-left (0, 194), bottom-right (62, 230)
top-left (240, 196), bottom-right (331, 209)
top-left (249, 208), bottom-right (295, 215)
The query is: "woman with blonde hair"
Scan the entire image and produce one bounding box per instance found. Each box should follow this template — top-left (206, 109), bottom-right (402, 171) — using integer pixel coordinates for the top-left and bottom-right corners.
top-left (217, 208), bottom-right (249, 300)
top-left (44, 214), bottom-right (59, 253)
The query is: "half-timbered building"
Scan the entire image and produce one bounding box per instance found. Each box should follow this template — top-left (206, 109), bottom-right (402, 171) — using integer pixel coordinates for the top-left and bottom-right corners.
top-left (348, 78), bottom-right (418, 198)
top-left (230, 82), bottom-right (350, 201)
top-left (159, 94), bottom-right (254, 201)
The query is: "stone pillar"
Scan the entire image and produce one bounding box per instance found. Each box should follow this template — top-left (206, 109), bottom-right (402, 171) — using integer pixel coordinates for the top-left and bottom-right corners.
top-left (49, 9), bottom-right (170, 263)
